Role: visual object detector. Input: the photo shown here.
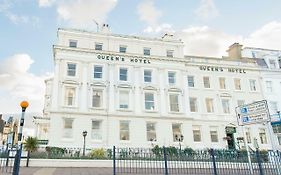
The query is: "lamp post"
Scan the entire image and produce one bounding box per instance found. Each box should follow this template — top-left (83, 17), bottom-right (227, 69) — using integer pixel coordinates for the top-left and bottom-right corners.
top-left (82, 131), bottom-right (87, 156)
top-left (13, 101), bottom-right (29, 175)
top-left (175, 134), bottom-right (184, 151)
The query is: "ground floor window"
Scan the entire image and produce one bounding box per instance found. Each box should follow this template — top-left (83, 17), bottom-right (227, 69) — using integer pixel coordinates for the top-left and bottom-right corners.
top-left (193, 126), bottom-right (201, 142)
top-left (210, 127), bottom-right (218, 142)
top-left (120, 121), bottom-right (130, 141)
top-left (91, 120), bottom-right (102, 140)
top-left (259, 128), bottom-right (267, 144)
top-left (172, 123), bottom-right (182, 142)
top-left (63, 118), bottom-right (73, 138)
top-left (146, 122), bottom-right (157, 141)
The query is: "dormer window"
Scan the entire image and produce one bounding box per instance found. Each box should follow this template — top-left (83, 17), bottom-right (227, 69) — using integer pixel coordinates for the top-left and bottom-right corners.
top-left (95, 43), bottom-right (103, 50)
top-left (167, 50), bottom-right (174, 58)
top-left (69, 40), bottom-right (77, 48)
top-left (143, 48), bottom-right (150, 56)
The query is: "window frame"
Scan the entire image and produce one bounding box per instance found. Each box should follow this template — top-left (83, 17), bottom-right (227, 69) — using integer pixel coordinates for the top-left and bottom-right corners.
top-left (144, 69), bottom-right (152, 83)
top-left (95, 43), bottom-right (103, 50)
top-left (67, 63), bottom-right (77, 77)
top-left (143, 48), bottom-right (151, 56)
top-left (203, 76), bottom-right (210, 88)
top-left (93, 65), bottom-right (103, 79)
top-left (146, 122), bottom-right (157, 142)
top-left (119, 68), bottom-right (128, 81)
top-left (91, 120), bottom-right (102, 140)
top-left (120, 121), bottom-right (130, 141)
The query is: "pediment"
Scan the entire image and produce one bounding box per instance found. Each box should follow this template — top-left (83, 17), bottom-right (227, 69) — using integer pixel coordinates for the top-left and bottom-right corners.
top-left (143, 85), bottom-right (157, 91)
top-left (62, 80), bottom-right (79, 85)
top-left (168, 87), bottom-right (182, 93)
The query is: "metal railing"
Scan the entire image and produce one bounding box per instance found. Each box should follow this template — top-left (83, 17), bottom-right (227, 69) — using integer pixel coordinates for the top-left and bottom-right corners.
top-left (113, 146), bottom-right (281, 175)
top-left (0, 148), bottom-right (17, 174)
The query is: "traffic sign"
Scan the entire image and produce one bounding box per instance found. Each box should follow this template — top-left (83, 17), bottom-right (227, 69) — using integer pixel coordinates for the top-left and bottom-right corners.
top-left (236, 100), bottom-right (270, 126)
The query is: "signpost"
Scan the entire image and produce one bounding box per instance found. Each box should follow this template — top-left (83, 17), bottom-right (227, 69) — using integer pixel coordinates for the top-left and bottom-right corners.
top-left (236, 100), bottom-right (270, 126)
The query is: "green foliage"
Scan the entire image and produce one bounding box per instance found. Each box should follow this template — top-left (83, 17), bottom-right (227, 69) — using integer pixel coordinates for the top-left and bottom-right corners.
top-left (89, 148), bottom-right (106, 159)
top-left (24, 137), bottom-right (38, 152)
top-left (45, 146), bottom-right (65, 158)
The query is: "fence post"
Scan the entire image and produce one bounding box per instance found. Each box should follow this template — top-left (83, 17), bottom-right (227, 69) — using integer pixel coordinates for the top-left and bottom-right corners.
top-left (5, 149), bottom-right (10, 167)
top-left (210, 149), bottom-right (218, 175)
top-left (255, 149), bottom-right (264, 175)
top-left (113, 146), bottom-right (116, 175)
top-left (163, 146), bottom-right (168, 175)
top-left (26, 151), bottom-right (30, 167)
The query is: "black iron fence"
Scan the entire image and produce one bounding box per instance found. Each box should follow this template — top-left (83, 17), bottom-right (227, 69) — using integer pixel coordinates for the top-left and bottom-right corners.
top-left (113, 146), bottom-right (281, 175)
top-left (0, 148), bottom-right (17, 174)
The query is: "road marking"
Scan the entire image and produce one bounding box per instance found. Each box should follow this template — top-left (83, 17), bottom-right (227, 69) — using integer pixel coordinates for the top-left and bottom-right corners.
top-left (33, 168), bottom-right (56, 175)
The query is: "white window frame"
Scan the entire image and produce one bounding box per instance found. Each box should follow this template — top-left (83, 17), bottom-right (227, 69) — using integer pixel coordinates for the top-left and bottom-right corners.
top-left (187, 76), bottom-right (195, 87)
top-left (119, 45), bottom-right (127, 53)
top-left (120, 121), bottom-right (130, 141)
top-left (249, 79), bottom-right (257, 91)
top-left (266, 81), bottom-right (273, 93)
top-left (119, 68), bottom-right (128, 81)
top-left (143, 47), bottom-right (151, 56)
top-left (169, 93), bottom-right (180, 112)
top-left (144, 69), bottom-right (152, 83)
top-left (222, 99), bottom-right (230, 114)
top-left (259, 128), bottom-right (267, 144)
top-left (119, 90), bottom-right (130, 110)
top-left (189, 97), bottom-right (198, 112)
top-left (144, 92), bottom-right (155, 111)
top-left (203, 76), bottom-right (210, 88)
top-left (146, 122), bottom-right (157, 142)
top-left (219, 77), bottom-right (226, 89)
top-left (234, 78), bottom-right (241, 90)
top-left (172, 123), bottom-right (182, 142)
top-left (205, 98), bottom-right (214, 113)
top-left (91, 120), bottom-right (102, 140)
top-left (167, 50), bottom-right (174, 58)
top-left (64, 86), bottom-right (77, 107)
top-left (93, 65), bottom-right (103, 79)
top-left (210, 127), bottom-right (219, 143)
top-left (92, 89), bottom-right (104, 108)
top-left (193, 126), bottom-right (201, 142)
top-left (67, 63), bottom-right (77, 77)
top-left (168, 71), bottom-right (176, 85)
top-left (69, 40), bottom-right (77, 48)
top-left (62, 118), bottom-right (74, 139)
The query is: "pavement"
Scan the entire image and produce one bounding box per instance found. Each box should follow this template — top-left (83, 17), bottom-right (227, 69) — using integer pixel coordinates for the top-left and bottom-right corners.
top-left (2, 167), bottom-right (113, 175)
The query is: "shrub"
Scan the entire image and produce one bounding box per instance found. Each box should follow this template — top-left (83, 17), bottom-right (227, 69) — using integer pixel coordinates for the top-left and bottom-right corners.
top-left (90, 148), bottom-right (106, 159)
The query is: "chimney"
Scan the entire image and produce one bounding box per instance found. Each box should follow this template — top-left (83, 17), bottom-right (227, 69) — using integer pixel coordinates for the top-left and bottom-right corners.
top-left (227, 43), bottom-right (243, 59)
top-left (100, 24), bottom-right (110, 34)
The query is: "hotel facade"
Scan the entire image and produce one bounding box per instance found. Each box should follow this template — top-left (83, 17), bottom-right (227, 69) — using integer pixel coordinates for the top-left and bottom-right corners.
top-left (44, 26), bottom-right (280, 150)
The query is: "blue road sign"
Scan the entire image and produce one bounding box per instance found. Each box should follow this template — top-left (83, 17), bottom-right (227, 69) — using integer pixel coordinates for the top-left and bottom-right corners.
top-left (240, 107), bottom-right (248, 114)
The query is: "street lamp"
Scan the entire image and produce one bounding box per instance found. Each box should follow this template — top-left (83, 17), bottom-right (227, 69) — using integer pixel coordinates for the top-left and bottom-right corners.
top-left (82, 130), bottom-right (88, 156)
top-left (13, 101), bottom-right (29, 175)
top-left (175, 134), bottom-right (184, 150)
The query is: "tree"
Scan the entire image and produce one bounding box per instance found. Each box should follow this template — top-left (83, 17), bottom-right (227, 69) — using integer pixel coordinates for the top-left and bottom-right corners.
top-left (24, 137), bottom-right (38, 167)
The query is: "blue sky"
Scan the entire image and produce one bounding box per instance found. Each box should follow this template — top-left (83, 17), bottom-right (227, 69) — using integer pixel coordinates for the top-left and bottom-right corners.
top-left (0, 0), bottom-right (281, 113)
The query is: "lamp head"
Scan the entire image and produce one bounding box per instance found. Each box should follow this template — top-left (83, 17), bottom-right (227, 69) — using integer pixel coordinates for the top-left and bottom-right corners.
top-left (20, 101), bottom-right (29, 112)
top-left (82, 130), bottom-right (88, 137)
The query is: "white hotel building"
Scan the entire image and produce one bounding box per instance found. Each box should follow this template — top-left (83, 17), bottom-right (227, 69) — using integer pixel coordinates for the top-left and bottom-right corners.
top-left (44, 26), bottom-right (275, 150)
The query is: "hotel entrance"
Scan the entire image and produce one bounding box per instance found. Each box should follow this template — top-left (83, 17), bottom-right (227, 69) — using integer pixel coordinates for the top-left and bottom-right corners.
top-left (225, 126), bottom-right (236, 150)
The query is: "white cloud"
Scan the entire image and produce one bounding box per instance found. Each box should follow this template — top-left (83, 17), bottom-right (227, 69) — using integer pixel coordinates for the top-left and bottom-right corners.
top-left (0, 54), bottom-right (50, 114)
top-left (195, 0), bottom-right (219, 19)
top-left (176, 26), bottom-right (242, 57)
top-left (244, 21), bottom-right (281, 50)
top-left (137, 0), bottom-right (162, 26)
top-left (176, 21), bottom-right (281, 57)
top-left (57, 0), bottom-right (117, 28)
top-left (143, 23), bottom-right (174, 34)
top-left (38, 0), bottom-right (56, 7)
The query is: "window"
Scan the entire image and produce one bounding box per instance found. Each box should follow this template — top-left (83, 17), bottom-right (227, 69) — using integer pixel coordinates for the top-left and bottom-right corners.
top-left (120, 121), bottom-right (129, 141)
top-left (219, 77), bottom-right (226, 89)
top-left (269, 59), bottom-right (277, 69)
top-left (278, 135), bottom-right (281, 145)
top-left (259, 129), bottom-right (267, 144)
top-left (67, 63), bottom-right (76, 76)
top-left (144, 48), bottom-right (150, 56)
top-left (210, 127), bottom-right (218, 142)
top-left (144, 70), bottom-right (152, 83)
top-left (119, 46), bottom-right (127, 53)
top-left (237, 100), bottom-right (245, 106)
top-left (69, 40), bottom-right (77, 48)
top-left (172, 123), bottom-right (182, 142)
top-left (189, 97), bottom-right (198, 112)
top-left (222, 99), bottom-right (230, 114)
top-left (146, 122), bottom-right (157, 141)
top-left (119, 91), bottom-right (129, 109)
top-left (193, 126), bottom-right (201, 142)
top-left (168, 71), bottom-right (176, 85)
top-left (249, 79), bottom-right (257, 91)
top-left (92, 90), bottom-right (103, 108)
top-left (206, 98), bottom-right (214, 113)
top-left (245, 128), bottom-right (251, 144)
top-left (167, 50), bottom-right (174, 58)
top-left (119, 68), bottom-right (128, 81)
top-left (94, 66), bottom-right (103, 79)
top-left (203, 76), bottom-right (210, 88)
top-left (169, 94), bottom-right (179, 112)
top-left (145, 93), bottom-right (155, 110)
top-left (234, 78), bottom-right (241, 90)
top-left (65, 87), bottom-right (76, 106)
top-left (91, 120), bottom-right (102, 140)
top-left (187, 76), bottom-right (195, 87)
top-left (95, 43), bottom-right (103, 50)
top-left (63, 118), bottom-right (73, 138)
top-left (269, 101), bottom-right (278, 113)
top-left (266, 81), bottom-right (273, 92)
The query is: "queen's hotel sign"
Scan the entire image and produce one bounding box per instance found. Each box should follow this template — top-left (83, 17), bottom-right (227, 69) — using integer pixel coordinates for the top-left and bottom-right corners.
top-left (199, 66), bottom-right (246, 73)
